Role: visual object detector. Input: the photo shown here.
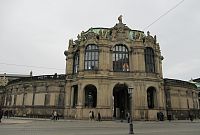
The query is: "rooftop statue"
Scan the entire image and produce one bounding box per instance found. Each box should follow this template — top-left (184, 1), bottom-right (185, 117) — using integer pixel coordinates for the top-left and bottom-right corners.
top-left (118, 15), bottom-right (123, 23)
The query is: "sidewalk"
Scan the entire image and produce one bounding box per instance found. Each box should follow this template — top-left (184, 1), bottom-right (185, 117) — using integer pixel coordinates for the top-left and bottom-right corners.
top-left (0, 117), bottom-right (200, 135)
top-left (0, 116), bottom-right (78, 124)
top-left (1, 116), bottom-right (200, 124)
top-left (0, 118), bottom-right (32, 124)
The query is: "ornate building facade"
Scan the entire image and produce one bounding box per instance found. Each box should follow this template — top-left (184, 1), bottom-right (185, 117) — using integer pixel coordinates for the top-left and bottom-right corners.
top-left (1, 18), bottom-right (199, 120)
top-left (64, 18), bottom-right (166, 120)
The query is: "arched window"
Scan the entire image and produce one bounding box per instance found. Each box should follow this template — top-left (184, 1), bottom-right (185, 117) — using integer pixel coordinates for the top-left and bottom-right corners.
top-left (145, 47), bottom-right (155, 73)
top-left (112, 45), bottom-right (129, 71)
top-left (147, 87), bottom-right (157, 109)
top-left (84, 44), bottom-right (99, 70)
top-left (85, 85), bottom-right (97, 108)
top-left (73, 52), bottom-right (79, 74)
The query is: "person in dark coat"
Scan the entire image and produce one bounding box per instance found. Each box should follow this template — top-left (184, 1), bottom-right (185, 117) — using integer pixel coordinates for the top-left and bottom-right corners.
top-left (97, 112), bottom-right (101, 122)
top-left (0, 107), bottom-right (3, 123)
top-left (189, 114), bottom-right (194, 122)
top-left (157, 112), bottom-right (160, 121)
top-left (91, 111), bottom-right (94, 120)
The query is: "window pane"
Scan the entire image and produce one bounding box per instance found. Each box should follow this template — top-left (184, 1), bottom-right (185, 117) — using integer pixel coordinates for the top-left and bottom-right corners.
top-left (85, 62), bottom-right (87, 69)
top-left (95, 61), bottom-right (98, 67)
top-left (113, 45), bottom-right (129, 72)
top-left (85, 53), bottom-right (88, 60)
top-left (95, 52), bottom-right (98, 60)
top-left (145, 47), bottom-right (155, 73)
top-left (88, 61), bottom-right (91, 69)
top-left (84, 44), bottom-right (99, 70)
top-left (73, 52), bottom-right (79, 74)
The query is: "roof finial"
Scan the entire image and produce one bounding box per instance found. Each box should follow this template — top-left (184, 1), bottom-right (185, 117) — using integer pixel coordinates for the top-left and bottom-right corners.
top-left (118, 15), bottom-right (123, 23)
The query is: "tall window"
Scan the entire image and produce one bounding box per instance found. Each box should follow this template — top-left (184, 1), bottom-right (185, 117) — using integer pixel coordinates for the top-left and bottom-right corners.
top-left (145, 47), bottom-right (155, 73)
top-left (112, 45), bottom-right (129, 71)
top-left (57, 93), bottom-right (64, 106)
top-left (72, 85), bottom-right (78, 108)
top-left (85, 85), bottom-right (97, 108)
top-left (73, 52), bottom-right (79, 74)
top-left (84, 44), bottom-right (99, 70)
top-left (44, 94), bottom-right (50, 106)
top-left (147, 87), bottom-right (157, 109)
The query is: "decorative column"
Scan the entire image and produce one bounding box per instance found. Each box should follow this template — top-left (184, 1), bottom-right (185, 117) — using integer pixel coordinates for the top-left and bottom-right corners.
top-left (64, 82), bottom-right (72, 118)
top-left (76, 83), bottom-right (84, 119)
top-left (70, 86), bottom-right (74, 107)
top-left (78, 47), bottom-right (85, 73)
top-left (32, 85), bottom-right (36, 106)
top-left (132, 41), bottom-right (145, 72)
top-left (31, 85), bottom-right (36, 117)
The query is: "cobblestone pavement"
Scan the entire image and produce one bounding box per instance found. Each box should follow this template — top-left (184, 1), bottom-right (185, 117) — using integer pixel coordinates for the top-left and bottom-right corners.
top-left (0, 118), bottom-right (200, 135)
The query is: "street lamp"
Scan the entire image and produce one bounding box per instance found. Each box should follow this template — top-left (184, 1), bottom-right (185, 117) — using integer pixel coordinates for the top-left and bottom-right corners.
top-left (128, 86), bottom-right (134, 134)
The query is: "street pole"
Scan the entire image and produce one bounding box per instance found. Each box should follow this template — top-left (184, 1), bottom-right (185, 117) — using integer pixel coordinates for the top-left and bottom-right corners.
top-left (129, 118), bottom-right (134, 134)
top-left (128, 87), bottom-right (134, 134)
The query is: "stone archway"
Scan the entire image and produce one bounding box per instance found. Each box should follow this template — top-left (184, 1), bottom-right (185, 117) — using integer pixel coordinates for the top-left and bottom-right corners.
top-left (113, 83), bottom-right (129, 119)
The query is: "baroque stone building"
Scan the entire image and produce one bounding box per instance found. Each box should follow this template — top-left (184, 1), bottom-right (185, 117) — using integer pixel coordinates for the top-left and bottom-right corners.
top-left (64, 18), bottom-right (166, 120)
top-left (1, 17), bottom-right (199, 120)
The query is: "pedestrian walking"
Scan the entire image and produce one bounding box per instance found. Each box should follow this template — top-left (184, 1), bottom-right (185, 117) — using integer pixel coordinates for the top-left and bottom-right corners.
top-left (189, 114), bottom-right (194, 122)
top-left (97, 112), bottom-right (101, 122)
top-left (126, 112), bottom-right (130, 123)
top-left (89, 111), bottom-right (92, 121)
top-left (0, 107), bottom-right (3, 123)
top-left (53, 110), bottom-right (58, 120)
top-left (51, 111), bottom-right (54, 120)
top-left (92, 111), bottom-right (94, 120)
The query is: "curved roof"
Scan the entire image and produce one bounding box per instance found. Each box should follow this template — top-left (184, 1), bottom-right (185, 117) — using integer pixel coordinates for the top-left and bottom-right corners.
top-left (7, 74), bottom-right (66, 85)
top-left (164, 78), bottom-right (197, 89)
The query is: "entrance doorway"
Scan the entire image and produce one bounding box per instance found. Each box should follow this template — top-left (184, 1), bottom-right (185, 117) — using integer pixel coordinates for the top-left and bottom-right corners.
top-left (113, 83), bottom-right (129, 119)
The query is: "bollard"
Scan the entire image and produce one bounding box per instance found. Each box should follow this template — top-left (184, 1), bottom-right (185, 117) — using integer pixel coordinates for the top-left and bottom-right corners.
top-left (129, 122), bottom-right (134, 134)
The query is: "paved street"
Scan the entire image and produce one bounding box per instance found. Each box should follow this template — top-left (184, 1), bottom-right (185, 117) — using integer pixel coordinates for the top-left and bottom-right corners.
top-left (0, 118), bottom-right (200, 135)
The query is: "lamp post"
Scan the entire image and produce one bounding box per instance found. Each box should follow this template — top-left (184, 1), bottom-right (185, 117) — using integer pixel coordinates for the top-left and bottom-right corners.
top-left (128, 86), bottom-right (134, 134)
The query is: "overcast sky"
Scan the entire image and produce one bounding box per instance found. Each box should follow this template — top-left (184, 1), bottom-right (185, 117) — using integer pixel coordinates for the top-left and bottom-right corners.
top-left (0, 0), bottom-right (199, 81)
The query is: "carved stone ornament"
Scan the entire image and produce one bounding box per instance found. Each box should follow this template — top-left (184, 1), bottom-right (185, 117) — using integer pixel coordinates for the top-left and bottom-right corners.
top-left (111, 18), bottom-right (130, 40)
top-left (145, 31), bottom-right (156, 44)
top-left (69, 39), bottom-right (74, 47)
top-left (80, 31), bottom-right (86, 41)
top-left (84, 28), bottom-right (99, 41)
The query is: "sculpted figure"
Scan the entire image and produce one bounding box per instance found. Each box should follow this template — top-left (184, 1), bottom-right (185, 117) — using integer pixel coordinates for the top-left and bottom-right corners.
top-left (69, 39), bottom-right (73, 46)
top-left (154, 35), bottom-right (157, 44)
top-left (81, 31), bottom-right (86, 40)
top-left (147, 31), bottom-right (150, 36)
top-left (135, 32), bottom-right (140, 39)
top-left (99, 29), bottom-right (103, 38)
top-left (146, 31), bottom-right (155, 43)
top-left (103, 29), bottom-right (107, 38)
top-left (81, 31), bottom-right (84, 36)
top-left (118, 15), bottom-right (123, 23)
top-left (77, 34), bottom-right (81, 40)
